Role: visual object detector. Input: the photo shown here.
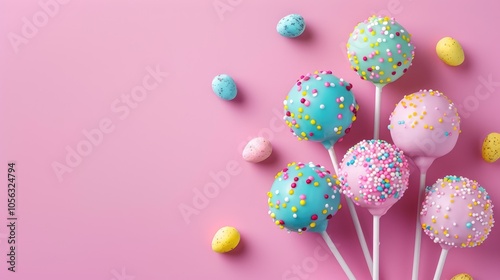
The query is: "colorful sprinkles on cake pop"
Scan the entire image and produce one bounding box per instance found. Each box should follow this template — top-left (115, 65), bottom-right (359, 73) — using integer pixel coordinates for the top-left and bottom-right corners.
top-left (339, 139), bottom-right (410, 206)
top-left (268, 162), bottom-right (341, 233)
top-left (388, 89), bottom-right (461, 161)
top-left (284, 70), bottom-right (359, 149)
top-left (388, 90), bottom-right (460, 135)
top-left (421, 176), bottom-right (495, 248)
top-left (347, 15), bottom-right (415, 85)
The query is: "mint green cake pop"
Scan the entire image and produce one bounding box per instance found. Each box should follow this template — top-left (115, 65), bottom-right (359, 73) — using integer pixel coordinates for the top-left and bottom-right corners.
top-left (267, 162), bottom-right (341, 233)
top-left (347, 15), bottom-right (415, 85)
top-left (284, 70), bottom-right (358, 149)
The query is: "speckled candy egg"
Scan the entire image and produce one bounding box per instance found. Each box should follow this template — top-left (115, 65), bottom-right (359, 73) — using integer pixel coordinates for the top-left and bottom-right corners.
top-left (268, 162), bottom-right (341, 233)
top-left (276, 14), bottom-right (306, 38)
top-left (389, 90), bottom-right (460, 170)
top-left (482, 132), bottom-right (500, 163)
top-left (339, 139), bottom-right (410, 216)
top-left (242, 137), bottom-right (272, 163)
top-left (211, 226), bottom-right (241, 253)
top-left (421, 176), bottom-right (494, 250)
top-left (451, 273), bottom-right (474, 280)
top-left (347, 15), bottom-right (415, 85)
top-left (284, 70), bottom-right (358, 149)
top-left (436, 37), bottom-right (465, 66)
top-left (212, 74), bottom-right (237, 100)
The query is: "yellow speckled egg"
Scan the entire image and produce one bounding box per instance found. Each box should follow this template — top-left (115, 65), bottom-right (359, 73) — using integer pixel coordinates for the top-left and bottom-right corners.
top-left (482, 132), bottom-right (500, 163)
top-left (211, 226), bottom-right (240, 253)
top-left (436, 37), bottom-right (465, 66)
top-left (451, 273), bottom-right (473, 280)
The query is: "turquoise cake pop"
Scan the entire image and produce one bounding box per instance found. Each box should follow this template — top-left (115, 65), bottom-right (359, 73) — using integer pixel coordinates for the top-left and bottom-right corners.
top-left (283, 71), bottom-right (372, 274)
top-left (267, 162), bottom-right (356, 279)
top-left (268, 162), bottom-right (341, 233)
top-left (284, 70), bottom-right (358, 150)
top-left (346, 15), bottom-right (415, 139)
top-left (347, 15), bottom-right (415, 85)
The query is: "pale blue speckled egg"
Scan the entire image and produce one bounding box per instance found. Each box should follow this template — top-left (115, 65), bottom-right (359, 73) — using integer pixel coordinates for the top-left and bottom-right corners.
top-left (277, 14), bottom-right (305, 38)
top-left (212, 74), bottom-right (237, 100)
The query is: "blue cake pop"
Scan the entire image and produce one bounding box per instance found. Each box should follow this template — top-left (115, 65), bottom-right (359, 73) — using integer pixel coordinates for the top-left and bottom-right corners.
top-left (347, 15), bottom-right (415, 85)
top-left (268, 162), bottom-right (341, 233)
top-left (284, 70), bottom-right (358, 149)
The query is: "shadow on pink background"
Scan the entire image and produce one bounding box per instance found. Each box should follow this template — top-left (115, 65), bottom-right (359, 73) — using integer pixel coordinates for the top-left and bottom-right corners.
top-left (1, 0), bottom-right (499, 279)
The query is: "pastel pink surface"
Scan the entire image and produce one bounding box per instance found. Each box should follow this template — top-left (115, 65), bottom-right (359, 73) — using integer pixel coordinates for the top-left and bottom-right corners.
top-left (1, 1), bottom-right (500, 280)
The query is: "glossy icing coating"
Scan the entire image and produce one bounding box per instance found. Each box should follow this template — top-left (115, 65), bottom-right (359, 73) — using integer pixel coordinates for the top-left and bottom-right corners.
top-left (347, 15), bottom-right (415, 85)
top-left (339, 139), bottom-right (410, 216)
top-left (284, 70), bottom-right (358, 149)
top-left (389, 89), bottom-right (460, 171)
top-left (268, 162), bottom-right (341, 233)
top-left (421, 176), bottom-right (495, 250)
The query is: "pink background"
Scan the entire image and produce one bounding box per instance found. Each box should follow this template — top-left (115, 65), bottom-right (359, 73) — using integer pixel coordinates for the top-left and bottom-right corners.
top-left (1, 0), bottom-right (499, 279)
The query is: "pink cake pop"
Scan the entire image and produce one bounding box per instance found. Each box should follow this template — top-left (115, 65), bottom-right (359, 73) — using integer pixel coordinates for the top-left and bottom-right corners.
top-left (339, 139), bottom-right (410, 280)
top-left (421, 176), bottom-right (494, 279)
top-left (389, 89), bottom-right (461, 280)
top-left (389, 89), bottom-right (460, 172)
top-left (340, 139), bottom-right (410, 216)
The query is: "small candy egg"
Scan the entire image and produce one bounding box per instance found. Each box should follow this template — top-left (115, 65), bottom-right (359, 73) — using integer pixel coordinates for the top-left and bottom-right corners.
top-left (276, 14), bottom-right (305, 38)
top-left (211, 226), bottom-right (240, 253)
top-left (212, 74), bottom-right (237, 100)
top-left (482, 132), bottom-right (500, 163)
top-left (436, 37), bottom-right (465, 66)
top-left (451, 273), bottom-right (473, 280)
top-left (242, 137), bottom-right (272, 163)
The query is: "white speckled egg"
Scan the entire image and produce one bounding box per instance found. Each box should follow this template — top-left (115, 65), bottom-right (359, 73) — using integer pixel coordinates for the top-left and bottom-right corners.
top-left (436, 37), bottom-right (465, 66)
top-left (212, 74), bottom-right (237, 100)
top-left (276, 14), bottom-right (305, 38)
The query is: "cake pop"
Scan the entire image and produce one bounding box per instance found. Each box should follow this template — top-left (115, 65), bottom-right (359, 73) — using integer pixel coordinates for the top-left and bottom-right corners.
top-left (421, 176), bottom-right (494, 280)
top-left (284, 70), bottom-right (358, 150)
top-left (283, 71), bottom-right (372, 274)
top-left (268, 162), bottom-right (341, 233)
top-left (389, 89), bottom-right (461, 280)
top-left (389, 90), bottom-right (460, 171)
top-left (339, 139), bottom-right (410, 280)
top-left (347, 15), bottom-right (415, 139)
top-left (339, 139), bottom-right (410, 215)
top-left (268, 162), bottom-right (355, 279)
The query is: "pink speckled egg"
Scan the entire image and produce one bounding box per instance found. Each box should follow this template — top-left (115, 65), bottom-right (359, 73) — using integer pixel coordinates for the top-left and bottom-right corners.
top-left (242, 137), bottom-right (272, 163)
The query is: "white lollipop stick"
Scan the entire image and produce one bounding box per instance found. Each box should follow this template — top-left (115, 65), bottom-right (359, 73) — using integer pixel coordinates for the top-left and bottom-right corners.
top-left (411, 172), bottom-right (427, 280)
top-left (373, 85), bottom-right (383, 140)
top-left (320, 231), bottom-right (356, 280)
top-left (328, 147), bottom-right (373, 276)
top-left (373, 215), bottom-right (381, 280)
top-left (433, 248), bottom-right (449, 280)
